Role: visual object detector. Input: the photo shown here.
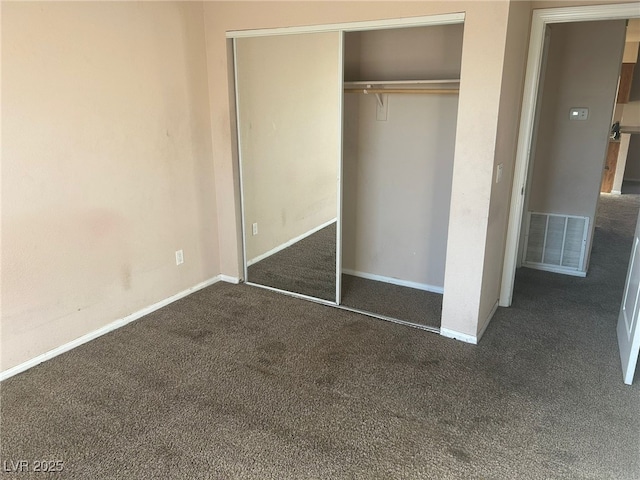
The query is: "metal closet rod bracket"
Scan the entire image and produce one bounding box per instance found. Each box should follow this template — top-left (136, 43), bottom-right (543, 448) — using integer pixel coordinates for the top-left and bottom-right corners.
top-left (361, 86), bottom-right (384, 108)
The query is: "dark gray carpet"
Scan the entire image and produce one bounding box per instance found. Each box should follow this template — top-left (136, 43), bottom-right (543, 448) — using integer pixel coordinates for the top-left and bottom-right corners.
top-left (247, 222), bottom-right (336, 302)
top-left (341, 275), bottom-right (442, 329)
top-left (1, 195), bottom-right (639, 479)
top-left (621, 180), bottom-right (640, 195)
top-left (248, 221), bottom-right (442, 327)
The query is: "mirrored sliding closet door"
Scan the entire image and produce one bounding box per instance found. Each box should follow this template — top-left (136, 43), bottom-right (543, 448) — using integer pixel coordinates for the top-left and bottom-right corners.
top-left (235, 32), bottom-right (342, 303)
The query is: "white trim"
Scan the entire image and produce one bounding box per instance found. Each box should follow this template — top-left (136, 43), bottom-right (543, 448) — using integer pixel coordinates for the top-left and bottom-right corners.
top-left (440, 300), bottom-right (498, 344)
top-left (247, 218), bottom-right (337, 266)
top-left (336, 31), bottom-right (344, 305)
top-left (529, 3), bottom-right (640, 24)
top-left (335, 305), bottom-right (440, 334)
top-left (522, 264), bottom-right (587, 278)
top-left (226, 13), bottom-right (465, 38)
top-left (0, 276), bottom-right (223, 382)
top-left (233, 39), bottom-right (250, 284)
top-left (220, 275), bottom-right (240, 284)
top-left (612, 190), bottom-right (622, 196)
top-left (500, 2), bottom-right (640, 308)
top-left (440, 327), bottom-right (478, 345)
top-left (245, 281), bottom-right (338, 306)
top-left (342, 269), bottom-right (444, 294)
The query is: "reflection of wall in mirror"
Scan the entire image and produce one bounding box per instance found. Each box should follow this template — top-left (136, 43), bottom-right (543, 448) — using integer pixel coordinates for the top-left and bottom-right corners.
top-left (236, 33), bottom-right (339, 264)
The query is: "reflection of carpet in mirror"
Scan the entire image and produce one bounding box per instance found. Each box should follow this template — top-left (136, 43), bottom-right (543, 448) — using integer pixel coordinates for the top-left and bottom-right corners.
top-left (248, 222), bottom-right (337, 302)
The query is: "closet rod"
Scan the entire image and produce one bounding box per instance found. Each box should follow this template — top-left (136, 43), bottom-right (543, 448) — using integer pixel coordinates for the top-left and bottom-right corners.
top-left (344, 88), bottom-right (459, 95)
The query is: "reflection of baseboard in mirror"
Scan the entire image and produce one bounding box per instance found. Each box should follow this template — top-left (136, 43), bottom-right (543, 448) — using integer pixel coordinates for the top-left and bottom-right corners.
top-left (247, 221), bottom-right (337, 302)
top-left (247, 218), bottom-right (337, 266)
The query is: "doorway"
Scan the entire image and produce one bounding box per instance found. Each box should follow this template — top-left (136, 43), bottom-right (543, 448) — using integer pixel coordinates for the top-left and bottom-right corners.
top-left (501, 3), bottom-right (640, 384)
top-left (501, 3), bottom-right (640, 307)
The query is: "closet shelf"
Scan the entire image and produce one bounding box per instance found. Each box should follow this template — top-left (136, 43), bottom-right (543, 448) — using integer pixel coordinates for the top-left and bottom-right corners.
top-left (344, 79), bottom-right (460, 86)
top-left (344, 79), bottom-right (459, 93)
top-left (344, 80), bottom-right (459, 106)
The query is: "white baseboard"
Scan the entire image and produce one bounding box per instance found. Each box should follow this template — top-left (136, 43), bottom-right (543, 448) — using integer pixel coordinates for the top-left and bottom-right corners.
top-left (220, 275), bottom-right (240, 284)
top-left (611, 190), bottom-right (622, 195)
top-left (342, 269), bottom-right (444, 294)
top-left (440, 300), bottom-right (499, 345)
top-left (440, 327), bottom-right (477, 345)
top-left (247, 218), bottom-right (337, 266)
top-left (523, 263), bottom-right (587, 277)
top-left (0, 275), bottom-right (226, 382)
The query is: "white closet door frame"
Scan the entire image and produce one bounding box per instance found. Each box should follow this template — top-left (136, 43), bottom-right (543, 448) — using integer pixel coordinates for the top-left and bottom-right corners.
top-left (232, 40), bottom-right (249, 288)
top-left (336, 31), bottom-right (344, 304)
top-left (225, 14), bottom-right (465, 38)
top-left (500, 3), bottom-right (640, 308)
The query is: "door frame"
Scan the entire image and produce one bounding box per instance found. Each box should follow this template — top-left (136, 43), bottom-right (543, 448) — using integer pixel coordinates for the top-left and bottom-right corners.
top-left (500, 2), bottom-right (640, 307)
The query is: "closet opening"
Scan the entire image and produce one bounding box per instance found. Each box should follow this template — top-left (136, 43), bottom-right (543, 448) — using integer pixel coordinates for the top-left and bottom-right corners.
top-left (340, 23), bottom-right (464, 330)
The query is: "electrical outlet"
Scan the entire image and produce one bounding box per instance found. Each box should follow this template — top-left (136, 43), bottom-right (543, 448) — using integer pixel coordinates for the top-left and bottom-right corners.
top-left (252, 223), bottom-right (258, 236)
top-left (175, 249), bottom-right (184, 265)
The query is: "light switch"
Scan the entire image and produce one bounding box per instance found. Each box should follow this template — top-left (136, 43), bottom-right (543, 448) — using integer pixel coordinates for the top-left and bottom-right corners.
top-left (496, 163), bottom-right (503, 184)
top-left (569, 108), bottom-right (589, 121)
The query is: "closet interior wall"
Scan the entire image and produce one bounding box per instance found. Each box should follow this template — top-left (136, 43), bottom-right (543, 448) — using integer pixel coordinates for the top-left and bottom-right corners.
top-left (342, 25), bottom-right (464, 295)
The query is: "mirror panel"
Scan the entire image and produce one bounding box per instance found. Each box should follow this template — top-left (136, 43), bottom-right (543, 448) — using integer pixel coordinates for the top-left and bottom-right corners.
top-left (235, 32), bottom-right (341, 302)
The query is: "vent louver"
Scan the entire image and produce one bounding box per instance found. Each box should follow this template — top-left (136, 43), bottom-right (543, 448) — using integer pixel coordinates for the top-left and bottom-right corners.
top-left (523, 212), bottom-right (589, 274)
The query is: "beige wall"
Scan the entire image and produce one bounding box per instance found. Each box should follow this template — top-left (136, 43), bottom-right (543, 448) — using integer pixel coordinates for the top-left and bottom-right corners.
top-left (235, 33), bottom-right (340, 262)
top-left (344, 24), bottom-right (464, 81)
top-left (1, 2), bottom-right (218, 371)
top-left (622, 46), bottom-right (640, 182)
top-left (624, 136), bottom-right (640, 181)
top-left (623, 42), bottom-right (639, 63)
top-left (478, 0), bottom-right (531, 332)
top-left (527, 20), bottom-right (626, 269)
top-left (343, 94), bottom-right (459, 288)
top-left (440, 1), bottom-right (519, 337)
top-left (531, 0), bottom-right (638, 8)
top-left (342, 25), bottom-right (462, 289)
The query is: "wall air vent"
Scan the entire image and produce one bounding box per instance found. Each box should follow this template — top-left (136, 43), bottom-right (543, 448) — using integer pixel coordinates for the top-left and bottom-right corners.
top-left (523, 212), bottom-right (589, 276)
